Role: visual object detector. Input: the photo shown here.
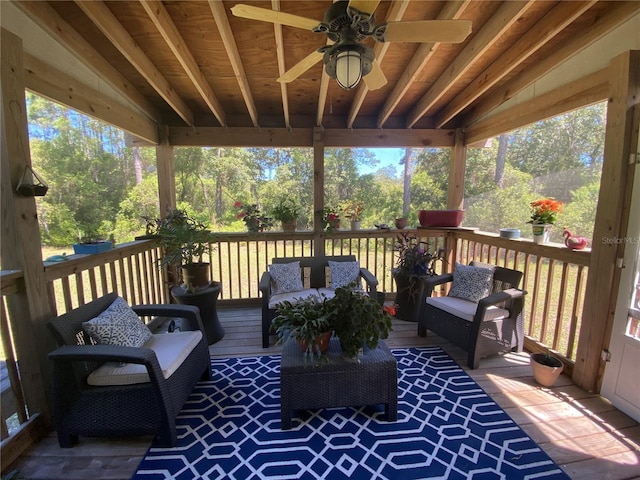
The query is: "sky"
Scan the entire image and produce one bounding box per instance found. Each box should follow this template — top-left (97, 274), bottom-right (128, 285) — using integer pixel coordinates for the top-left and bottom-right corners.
top-left (361, 148), bottom-right (406, 176)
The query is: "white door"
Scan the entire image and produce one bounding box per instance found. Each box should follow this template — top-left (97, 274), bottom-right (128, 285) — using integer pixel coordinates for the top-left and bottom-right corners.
top-left (600, 118), bottom-right (640, 422)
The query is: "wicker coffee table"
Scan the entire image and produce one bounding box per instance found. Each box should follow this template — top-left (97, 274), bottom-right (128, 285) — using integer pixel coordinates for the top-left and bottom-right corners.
top-left (280, 337), bottom-right (398, 430)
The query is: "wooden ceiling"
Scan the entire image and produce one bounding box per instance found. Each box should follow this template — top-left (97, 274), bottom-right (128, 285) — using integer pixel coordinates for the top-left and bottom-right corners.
top-left (9, 1), bottom-right (640, 140)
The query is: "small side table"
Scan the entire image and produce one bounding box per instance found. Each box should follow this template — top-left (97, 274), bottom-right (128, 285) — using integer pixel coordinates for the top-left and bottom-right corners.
top-left (280, 337), bottom-right (398, 430)
top-left (171, 281), bottom-right (224, 344)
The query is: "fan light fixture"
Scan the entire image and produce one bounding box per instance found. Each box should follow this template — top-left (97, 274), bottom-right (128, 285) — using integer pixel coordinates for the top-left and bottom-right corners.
top-left (322, 42), bottom-right (374, 90)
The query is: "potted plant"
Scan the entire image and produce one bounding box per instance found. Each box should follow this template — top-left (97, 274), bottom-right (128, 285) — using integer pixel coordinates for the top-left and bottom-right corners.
top-left (392, 232), bottom-right (445, 322)
top-left (320, 205), bottom-right (341, 233)
top-left (341, 200), bottom-right (364, 230)
top-left (152, 209), bottom-right (213, 291)
top-left (530, 350), bottom-right (564, 387)
top-left (327, 284), bottom-right (394, 358)
top-left (527, 198), bottom-right (563, 244)
top-left (73, 230), bottom-right (113, 254)
top-left (235, 201), bottom-right (274, 232)
top-left (272, 297), bottom-right (333, 362)
top-left (271, 196), bottom-right (300, 232)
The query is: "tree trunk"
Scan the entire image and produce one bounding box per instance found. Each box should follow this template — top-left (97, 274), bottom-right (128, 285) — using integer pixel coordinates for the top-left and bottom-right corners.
top-left (402, 148), bottom-right (413, 216)
top-left (495, 134), bottom-right (508, 187)
top-left (133, 147), bottom-right (142, 185)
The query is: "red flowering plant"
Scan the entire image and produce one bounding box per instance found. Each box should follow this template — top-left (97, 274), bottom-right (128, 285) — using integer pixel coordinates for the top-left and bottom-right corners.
top-left (320, 205), bottom-right (341, 233)
top-left (234, 201), bottom-right (273, 232)
top-left (527, 198), bottom-right (563, 225)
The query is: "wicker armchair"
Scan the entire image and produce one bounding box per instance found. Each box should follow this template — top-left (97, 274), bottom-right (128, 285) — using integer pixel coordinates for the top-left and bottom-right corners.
top-left (47, 293), bottom-right (211, 447)
top-left (259, 255), bottom-right (378, 348)
top-left (417, 261), bottom-right (526, 369)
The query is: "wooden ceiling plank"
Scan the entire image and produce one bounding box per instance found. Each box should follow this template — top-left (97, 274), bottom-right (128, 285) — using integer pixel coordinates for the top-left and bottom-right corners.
top-left (208, 0), bottom-right (259, 128)
top-left (23, 53), bottom-right (159, 144)
top-left (347, 0), bottom-right (410, 128)
top-left (74, 0), bottom-right (194, 126)
top-left (14, 0), bottom-right (160, 124)
top-left (436, 0), bottom-right (597, 128)
top-left (272, 0), bottom-right (290, 129)
top-left (140, 0), bottom-right (226, 127)
top-left (465, 68), bottom-right (608, 145)
top-left (464, 1), bottom-right (640, 128)
top-left (375, 0), bottom-right (471, 129)
top-left (405, 0), bottom-right (536, 128)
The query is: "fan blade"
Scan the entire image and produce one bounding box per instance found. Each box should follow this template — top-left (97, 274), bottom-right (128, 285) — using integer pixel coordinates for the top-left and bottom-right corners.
top-left (278, 51), bottom-right (324, 84)
top-left (382, 20), bottom-right (472, 43)
top-left (230, 4), bottom-right (319, 31)
top-left (347, 0), bottom-right (380, 15)
top-left (363, 60), bottom-right (387, 91)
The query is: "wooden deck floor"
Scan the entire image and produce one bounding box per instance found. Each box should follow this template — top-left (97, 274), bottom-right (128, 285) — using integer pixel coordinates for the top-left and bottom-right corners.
top-left (6, 306), bottom-right (640, 480)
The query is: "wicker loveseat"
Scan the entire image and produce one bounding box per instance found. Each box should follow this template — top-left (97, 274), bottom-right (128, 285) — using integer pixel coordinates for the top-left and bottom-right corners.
top-left (47, 292), bottom-right (211, 447)
top-left (259, 255), bottom-right (378, 348)
top-left (417, 261), bottom-right (526, 369)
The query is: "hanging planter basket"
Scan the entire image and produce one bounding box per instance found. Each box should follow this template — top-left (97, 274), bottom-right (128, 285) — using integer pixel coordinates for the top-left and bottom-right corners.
top-left (16, 166), bottom-right (48, 197)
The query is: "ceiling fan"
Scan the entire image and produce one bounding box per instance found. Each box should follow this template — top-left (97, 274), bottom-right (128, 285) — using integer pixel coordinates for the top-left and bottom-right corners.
top-left (231, 0), bottom-right (472, 91)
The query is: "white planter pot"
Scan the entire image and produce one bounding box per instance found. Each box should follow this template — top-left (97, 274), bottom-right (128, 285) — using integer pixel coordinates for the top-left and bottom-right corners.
top-left (531, 224), bottom-right (552, 244)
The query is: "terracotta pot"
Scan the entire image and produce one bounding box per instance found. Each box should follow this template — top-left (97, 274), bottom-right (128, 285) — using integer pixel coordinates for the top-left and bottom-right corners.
top-left (394, 217), bottom-right (407, 229)
top-left (530, 352), bottom-right (564, 387)
top-left (298, 331), bottom-right (333, 354)
top-left (281, 220), bottom-right (296, 232)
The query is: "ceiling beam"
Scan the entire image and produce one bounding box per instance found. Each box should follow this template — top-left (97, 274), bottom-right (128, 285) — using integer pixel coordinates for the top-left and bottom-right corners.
top-left (435, 1), bottom-right (597, 128)
top-left (405, 0), bottom-right (535, 128)
top-left (74, 0), bottom-right (194, 126)
top-left (14, 0), bottom-right (160, 124)
top-left (463, 1), bottom-right (640, 128)
top-left (465, 68), bottom-right (608, 145)
top-left (208, 0), bottom-right (259, 128)
top-left (346, 0), bottom-right (411, 128)
top-left (375, 0), bottom-right (470, 129)
top-left (23, 53), bottom-right (159, 144)
top-left (140, 0), bottom-right (226, 127)
top-left (168, 127), bottom-right (455, 148)
top-left (272, 0), bottom-right (290, 129)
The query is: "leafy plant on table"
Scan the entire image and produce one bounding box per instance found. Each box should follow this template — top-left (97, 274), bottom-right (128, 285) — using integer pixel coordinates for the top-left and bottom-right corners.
top-left (271, 196), bottom-right (300, 223)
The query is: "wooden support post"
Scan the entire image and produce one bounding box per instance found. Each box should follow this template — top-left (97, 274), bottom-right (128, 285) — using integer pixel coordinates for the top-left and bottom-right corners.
top-left (313, 128), bottom-right (325, 257)
top-left (156, 125), bottom-right (176, 217)
top-left (0, 28), bottom-right (53, 427)
top-left (573, 50), bottom-right (640, 392)
top-left (448, 128), bottom-right (466, 210)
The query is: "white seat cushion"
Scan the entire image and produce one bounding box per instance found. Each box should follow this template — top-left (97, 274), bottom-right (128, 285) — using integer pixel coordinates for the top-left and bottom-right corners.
top-left (87, 330), bottom-right (203, 386)
top-left (268, 288), bottom-right (320, 309)
top-left (426, 296), bottom-right (509, 322)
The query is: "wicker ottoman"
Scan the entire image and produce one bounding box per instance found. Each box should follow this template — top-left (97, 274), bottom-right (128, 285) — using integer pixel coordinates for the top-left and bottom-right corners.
top-left (280, 337), bottom-right (398, 430)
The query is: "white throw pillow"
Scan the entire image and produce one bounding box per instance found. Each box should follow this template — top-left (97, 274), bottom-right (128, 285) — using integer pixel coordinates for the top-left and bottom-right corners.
top-left (448, 263), bottom-right (495, 303)
top-left (269, 261), bottom-right (304, 294)
top-left (82, 296), bottom-right (152, 347)
top-left (329, 260), bottom-right (361, 290)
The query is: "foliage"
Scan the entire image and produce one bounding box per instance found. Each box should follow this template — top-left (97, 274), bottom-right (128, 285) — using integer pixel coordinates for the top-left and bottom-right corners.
top-left (326, 285), bottom-right (393, 359)
top-left (270, 196), bottom-right (300, 223)
top-left (528, 198), bottom-right (563, 225)
top-left (272, 297), bottom-right (332, 362)
top-left (147, 209), bottom-right (212, 267)
top-left (341, 200), bottom-right (364, 222)
top-left (394, 232), bottom-right (445, 278)
top-left (234, 202), bottom-right (273, 232)
top-left (320, 205), bottom-right (341, 233)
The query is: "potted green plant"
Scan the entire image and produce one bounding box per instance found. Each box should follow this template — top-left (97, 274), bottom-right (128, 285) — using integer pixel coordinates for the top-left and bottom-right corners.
top-left (527, 198), bottom-right (563, 244)
top-left (341, 200), bottom-right (364, 230)
top-left (530, 350), bottom-right (564, 387)
top-left (272, 297), bottom-right (333, 362)
top-left (392, 232), bottom-right (445, 322)
top-left (327, 284), bottom-right (394, 358)
top-left (235, 201), bottom-right (274, 232)
top-left (320, 205), bottom-right (341, 233)
top-left (152, 209), bottom-right (213, 291)
top-left (271, 196), bottom-right (300, 232)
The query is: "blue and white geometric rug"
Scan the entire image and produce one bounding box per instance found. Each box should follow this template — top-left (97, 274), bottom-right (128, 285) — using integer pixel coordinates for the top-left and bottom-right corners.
top-left (133, 347), bottom-right (570, 479)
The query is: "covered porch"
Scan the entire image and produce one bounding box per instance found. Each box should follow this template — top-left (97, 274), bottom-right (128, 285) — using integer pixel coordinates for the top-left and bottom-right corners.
top-left (1, 1), bottom-right (640, 478)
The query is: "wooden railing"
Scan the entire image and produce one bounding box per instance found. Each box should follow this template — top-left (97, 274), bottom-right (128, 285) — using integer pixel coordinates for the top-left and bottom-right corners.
top-left (0, 228), bottom-right (590, 446)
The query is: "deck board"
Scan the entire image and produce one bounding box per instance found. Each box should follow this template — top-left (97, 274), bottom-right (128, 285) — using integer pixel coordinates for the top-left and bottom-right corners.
top-left (5, 306), bottom-right (640, 480)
